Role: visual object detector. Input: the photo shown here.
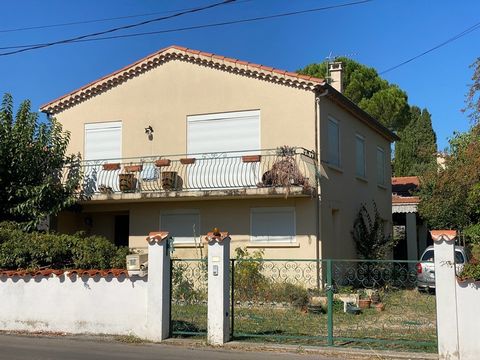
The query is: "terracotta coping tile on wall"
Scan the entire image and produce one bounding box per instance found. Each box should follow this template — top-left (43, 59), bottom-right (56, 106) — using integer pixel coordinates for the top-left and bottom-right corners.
top-left (430, 230), bottom-right (457, 242)
top-left (146, 231), bottom-right (170, 242)
top-left (204, 231), bottom-right (230, 243)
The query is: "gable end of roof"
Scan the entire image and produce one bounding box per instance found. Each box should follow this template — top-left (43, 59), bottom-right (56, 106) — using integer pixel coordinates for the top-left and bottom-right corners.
top-left (40, 45), bottom-right (324, 115)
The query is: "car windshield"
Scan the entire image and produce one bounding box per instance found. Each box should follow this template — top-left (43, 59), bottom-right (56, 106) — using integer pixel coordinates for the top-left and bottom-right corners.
top-left (420, 249), bottom-right (465, 263)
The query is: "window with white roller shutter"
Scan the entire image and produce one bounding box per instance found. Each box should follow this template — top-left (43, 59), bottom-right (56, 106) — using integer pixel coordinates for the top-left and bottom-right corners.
top-left (84, 121), bottom-right (122, 160)
top-left (84, 121), bottom-right (122, 191)
top-left (186, 110), bottom-right (260, 189)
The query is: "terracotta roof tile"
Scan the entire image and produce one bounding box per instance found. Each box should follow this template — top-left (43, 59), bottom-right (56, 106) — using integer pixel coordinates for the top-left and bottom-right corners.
top-left (392, 176), bottom-right (420, 186)
top-left (40, 45), bottom-right (326, 114)
top-left (392, 195), bottom-right (420, 204)
top-left (0, 269), bottom-right (128, 278)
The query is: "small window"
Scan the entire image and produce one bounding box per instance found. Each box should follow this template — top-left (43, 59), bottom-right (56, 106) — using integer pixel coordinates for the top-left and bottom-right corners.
top-left (160, 211), bottom-right (200, 244)
top-left (251, 207), bottom-right (295, 243)
top-left (327, 117), bottom-right (340, 167)
top-left (355, 134), bottom-right (366, 178)
top-left (376, 146), bottom-right (386, 185)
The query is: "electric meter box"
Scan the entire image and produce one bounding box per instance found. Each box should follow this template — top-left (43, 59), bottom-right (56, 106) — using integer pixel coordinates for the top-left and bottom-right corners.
top-left (126, 254), bottom-right (148, 276)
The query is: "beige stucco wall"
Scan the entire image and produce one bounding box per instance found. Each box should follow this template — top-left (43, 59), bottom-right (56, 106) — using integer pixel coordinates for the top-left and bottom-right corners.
top-left (318, 98), bottom-right (393, 259)
top-left (50, 56), bottom-right (394, 261)
top-left (53, 60), bottom-right (316, 158)
top-left (60, 198), bottom-right (317, 260)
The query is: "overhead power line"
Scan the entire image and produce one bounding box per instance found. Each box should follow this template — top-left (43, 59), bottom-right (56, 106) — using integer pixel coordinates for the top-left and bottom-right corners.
top-left (0, 0), bottom-right (237, 56)
top-left (380, 20), bottom-right (480, 75)
top-left (0, 0), bottom-right (252, 34)
top-left (0, 0), bottom-right (373, 55)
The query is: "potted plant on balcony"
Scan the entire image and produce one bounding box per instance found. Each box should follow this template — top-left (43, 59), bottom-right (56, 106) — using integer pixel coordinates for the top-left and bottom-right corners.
top-left (118, 164), bottom-right (142, 192)
top-left (259, 146), bottom-right (311, 196)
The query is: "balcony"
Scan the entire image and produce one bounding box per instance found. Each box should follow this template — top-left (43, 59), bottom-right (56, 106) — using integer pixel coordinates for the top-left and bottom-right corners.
top-left (70, 147), bottom-right (317, 203)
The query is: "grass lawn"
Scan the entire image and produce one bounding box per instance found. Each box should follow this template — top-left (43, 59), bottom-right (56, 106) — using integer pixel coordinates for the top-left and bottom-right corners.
top-left (171, 289), bottom-right (437, 353)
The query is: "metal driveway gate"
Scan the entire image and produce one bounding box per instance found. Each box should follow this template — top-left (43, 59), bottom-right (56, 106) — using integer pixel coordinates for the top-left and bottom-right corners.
top-left (231, 258), bottom-right (437, 353)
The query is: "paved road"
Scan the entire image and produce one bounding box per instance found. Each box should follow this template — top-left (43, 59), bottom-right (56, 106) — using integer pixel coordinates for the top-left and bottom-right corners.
top-left (0, 334), bottom-right (341, 360)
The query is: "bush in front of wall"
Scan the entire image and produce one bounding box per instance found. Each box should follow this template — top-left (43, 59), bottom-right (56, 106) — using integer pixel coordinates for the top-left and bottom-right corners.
top-left (0, 222), bottom-right (130, 270)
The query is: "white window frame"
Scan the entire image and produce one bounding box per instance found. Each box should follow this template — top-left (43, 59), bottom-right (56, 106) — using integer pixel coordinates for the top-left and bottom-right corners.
top-left (327, 116), bottom-right (341, 168)
top-left (250, 207), bottom-right (296, 244)
top-left (376, 146), bottom-right (386, 186)
top-left (160, 210), bottom-right (201, 245)
top-left (355, 133), bottom-right (366, 178)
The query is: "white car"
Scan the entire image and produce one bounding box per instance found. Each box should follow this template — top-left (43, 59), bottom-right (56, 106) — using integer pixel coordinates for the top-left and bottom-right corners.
top-left (416, 245), bottom-right (469, 291)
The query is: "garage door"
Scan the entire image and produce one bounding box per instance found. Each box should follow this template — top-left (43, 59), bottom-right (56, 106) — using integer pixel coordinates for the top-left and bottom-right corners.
top-left (187, 110), bottom-right (260, 189)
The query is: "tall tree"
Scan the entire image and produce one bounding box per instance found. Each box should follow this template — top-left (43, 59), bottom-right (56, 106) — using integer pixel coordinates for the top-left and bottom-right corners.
top-left (0, 93), bottom-right (81, 230)
top-left (298, 58), bottom-right (436, 175)
top-left (419, 59), bottom-right (480, 237)
top-left (464, 57), bottom-right (480, 124)
top-left (394, 106), bottom-right (437, 176)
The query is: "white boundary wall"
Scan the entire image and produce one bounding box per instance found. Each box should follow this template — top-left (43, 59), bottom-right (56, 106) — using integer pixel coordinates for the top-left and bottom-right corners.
top-left (0, 275), bottom-right (148, 336)
top-left (434, 234), bottom-right (480, 360)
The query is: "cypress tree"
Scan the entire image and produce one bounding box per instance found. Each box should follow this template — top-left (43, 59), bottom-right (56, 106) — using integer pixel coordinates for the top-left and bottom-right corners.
top-left (394, 106), bottom-right (437, 176)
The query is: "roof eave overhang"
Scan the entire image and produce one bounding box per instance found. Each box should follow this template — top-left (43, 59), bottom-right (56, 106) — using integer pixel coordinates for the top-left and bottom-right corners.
top-left (315, 83), bottom-right (400, 143)
top-left (39, 45), bottom-right (324, 116)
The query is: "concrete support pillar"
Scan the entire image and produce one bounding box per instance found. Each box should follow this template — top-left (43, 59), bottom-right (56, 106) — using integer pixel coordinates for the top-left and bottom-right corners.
top-left (418, 221), bottom-right (428, 255)
top-left (145, 231), bottom-right (171, 342)
top-left (206, 231), bottom-right (231, 345)
top-left (432, 230), bottom-right (459, 360)
top-left (406, 212), bottom-right (418, 261)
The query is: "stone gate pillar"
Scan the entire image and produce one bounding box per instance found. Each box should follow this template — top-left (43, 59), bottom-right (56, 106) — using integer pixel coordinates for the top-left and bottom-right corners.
top-left (206, 230), bottom-right (231, 345)
top-left (145, 231), bottom-right (171, 342)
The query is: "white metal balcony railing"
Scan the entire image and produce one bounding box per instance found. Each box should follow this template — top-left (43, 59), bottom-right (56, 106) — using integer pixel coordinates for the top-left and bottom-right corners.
top-left (67, 147), bottom-right (317, 198)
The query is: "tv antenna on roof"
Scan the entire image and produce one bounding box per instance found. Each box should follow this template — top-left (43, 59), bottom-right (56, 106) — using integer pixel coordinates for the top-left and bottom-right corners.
top-left (325, 51), bottom-right (358, 83)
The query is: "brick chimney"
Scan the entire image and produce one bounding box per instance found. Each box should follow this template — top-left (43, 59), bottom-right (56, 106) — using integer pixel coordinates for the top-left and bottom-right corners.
top-left (328, 62), bottom-right (343, 93)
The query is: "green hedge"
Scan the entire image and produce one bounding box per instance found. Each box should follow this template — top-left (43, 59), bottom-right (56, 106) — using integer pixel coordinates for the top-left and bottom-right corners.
top-left (0, 222), bottom-right (129, 270)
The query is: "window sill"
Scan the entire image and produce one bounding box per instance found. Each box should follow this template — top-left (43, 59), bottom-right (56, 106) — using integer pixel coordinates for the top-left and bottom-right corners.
top-left (377, 183), bottom-right (387, 190)
top-left (326, 163), bottom-right (343, 174)
top-left (355, 175), bottom-right (368, 183)
top-left (173, 243), bottom-right (204, 248)
top-left (247, 242), bottom-right (300, 248)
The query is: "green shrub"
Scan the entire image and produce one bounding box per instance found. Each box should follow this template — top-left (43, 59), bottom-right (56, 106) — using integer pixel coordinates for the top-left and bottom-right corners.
top-left (464, 224), bottom-right (480, 244)
top-left (233, 247), bottom-right (266, 301)
top-left (0, 222), bottom-right (131, 270)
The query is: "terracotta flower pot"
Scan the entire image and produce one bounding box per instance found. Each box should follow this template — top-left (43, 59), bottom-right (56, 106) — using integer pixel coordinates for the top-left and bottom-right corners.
top-left (375, 303), bottom-right (385, 312)
top-left (124, 165), bottom-right (143, 172)
top-left (358, 299), bottom-right (371, 309)
top-left (242, 155), bottom-right (261, 163)
top-left (155, 159), bottom-right (171, 167)
top-left (180, 158), bottom-right (196, 165)
top-left (118, 173), bottom-right (137, 192)
top-left (103, 163), bottom-right (121, 171)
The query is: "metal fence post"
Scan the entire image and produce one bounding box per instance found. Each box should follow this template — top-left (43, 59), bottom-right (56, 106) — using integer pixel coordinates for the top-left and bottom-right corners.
top-left (326, 259), bottom-right (334, 346)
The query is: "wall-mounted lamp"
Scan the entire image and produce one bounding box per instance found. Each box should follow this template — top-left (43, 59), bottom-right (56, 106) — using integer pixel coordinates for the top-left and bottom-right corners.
top-left (145, 125), bottom-right (154, 141)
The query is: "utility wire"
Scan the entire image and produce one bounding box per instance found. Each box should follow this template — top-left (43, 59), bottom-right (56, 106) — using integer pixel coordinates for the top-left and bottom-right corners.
top-left (0, 0), bottom-right (236, 56)
top-left (0, 0), bottom-right (252, 34)
top-left (380, 20), bottom-right (480, 75)
top-left (0, 0), bottom-right (373, 55)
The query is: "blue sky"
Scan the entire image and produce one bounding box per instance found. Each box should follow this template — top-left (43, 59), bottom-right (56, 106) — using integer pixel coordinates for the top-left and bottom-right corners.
top-left (1, 0), bottom-right (478, 150)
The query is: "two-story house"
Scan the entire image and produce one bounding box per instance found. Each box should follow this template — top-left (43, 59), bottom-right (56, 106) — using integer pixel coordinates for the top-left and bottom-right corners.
top-left (41, 45), bottom-right (398, 260)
